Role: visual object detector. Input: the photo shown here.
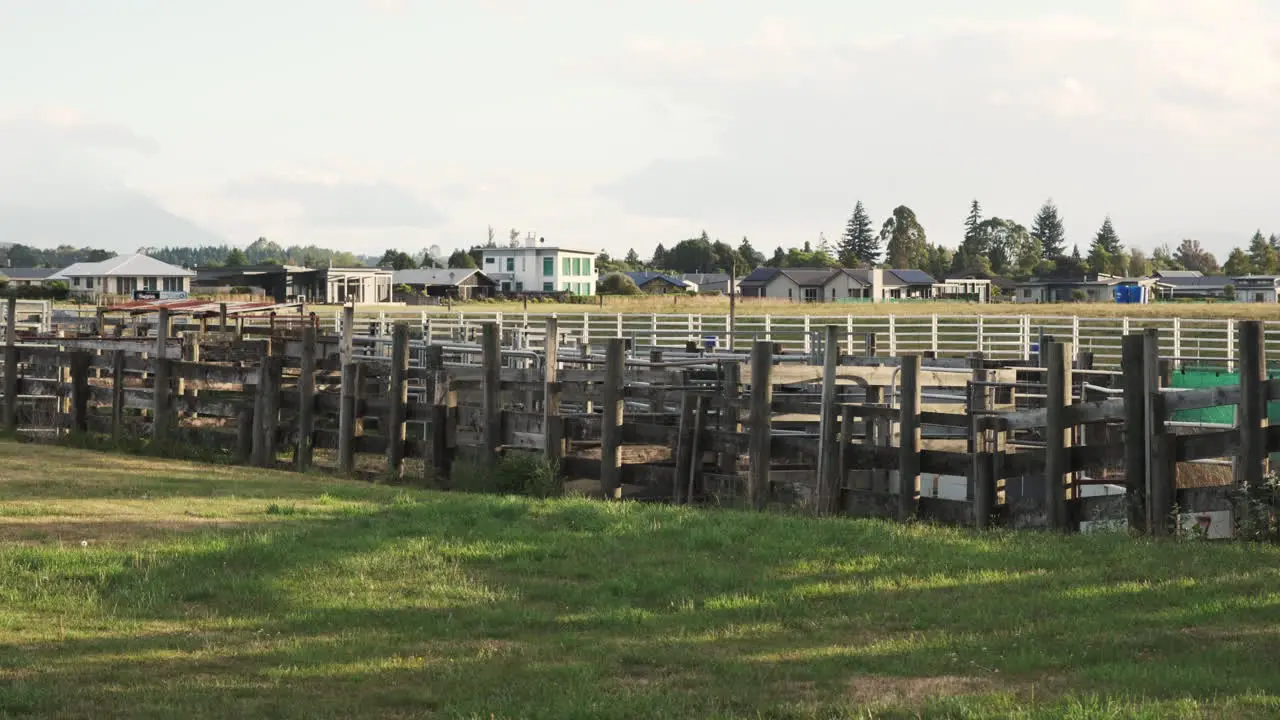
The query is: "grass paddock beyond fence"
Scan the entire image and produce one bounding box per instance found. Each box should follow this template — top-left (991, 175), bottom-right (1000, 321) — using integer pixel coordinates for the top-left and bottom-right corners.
top-left (3, 441), bottom-right (1280, 718)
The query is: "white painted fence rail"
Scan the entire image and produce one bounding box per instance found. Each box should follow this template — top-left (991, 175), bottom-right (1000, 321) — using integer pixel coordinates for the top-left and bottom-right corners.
top-left (322, 310), bottom-right (1263, 370)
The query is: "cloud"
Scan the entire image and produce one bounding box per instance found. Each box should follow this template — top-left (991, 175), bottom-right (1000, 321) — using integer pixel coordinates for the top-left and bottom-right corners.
top-left (224, 174), bottom-right (446, 229)
top-left (596, 2), bottom-right (1280, 244)
top-left (0, 107), bottom-right (158, 153)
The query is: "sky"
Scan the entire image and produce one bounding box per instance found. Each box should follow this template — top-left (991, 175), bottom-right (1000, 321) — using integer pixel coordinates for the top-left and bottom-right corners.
top-left (1, 0), bottom-right (1278, 261)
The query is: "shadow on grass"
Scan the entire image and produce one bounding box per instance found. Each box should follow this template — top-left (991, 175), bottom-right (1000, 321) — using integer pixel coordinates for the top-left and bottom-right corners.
top-left (4, 488), bottom-right (1280, 718)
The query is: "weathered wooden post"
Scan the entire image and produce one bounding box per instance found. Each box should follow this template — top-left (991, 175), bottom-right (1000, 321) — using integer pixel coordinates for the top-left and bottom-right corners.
top-left (1143, 328), bottom-right (1174, 536)
top-left (968, 352), bottom-right (995, 528)
top-left (1121, 333), bottom-right (1148, 533)
top-left (747, 341), bottom-right (773, 510)
top-left (673, 393), bottom-right (696, 503)
top-left (718, 360), bottom-right (741, 479)
top-left (111, 349), bottom-right (126, 442)
top-left (386, 322), bottom-right (410, 479)
top-left (1236, 320), bottom-right (1267, 492)
top-left (897, 354), bottom-right (921, 521)
top-left (152, 308), bottom-right (172, 442)
top-left (542, 318), bottom-right (563, 471)
top-left (648, 349), bottom-right (666, 414)
top-left (3, 296), bottom-right (17, 434)
top-left (69, 351), bottom-right (91, 433)
top-left (816, 325), bottom-right (842, 516)
top-left (482, 322), bottom-right (502, 461)
top-left (252, 352), bottom-right (282, 468)
top-left (219, 303), bottom-right (228, 332)
top-left (296, 324), bottom-right (317, 472)
top-left (600, 337), bottom-right (625, 500)
top-left (1044, 341), bottom-right (1074, 532)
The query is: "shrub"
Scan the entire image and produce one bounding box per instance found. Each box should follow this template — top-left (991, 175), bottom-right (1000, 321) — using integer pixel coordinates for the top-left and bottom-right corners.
top-left (451, 454), bottom-right (561, 498)
top-left (598, 273), bottom-right (643, 296)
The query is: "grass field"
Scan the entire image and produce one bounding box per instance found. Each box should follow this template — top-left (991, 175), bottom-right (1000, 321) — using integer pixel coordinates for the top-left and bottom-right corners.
top-left (4, 442), bottom-right (1280, 718)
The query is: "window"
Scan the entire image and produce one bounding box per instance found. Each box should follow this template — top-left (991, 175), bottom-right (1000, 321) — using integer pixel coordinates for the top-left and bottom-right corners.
top-left (803, 288), bottom-right (819, 302)
top-left (85, 278), bottom-right (94, 289)
top-left (117, 277), bottom-right (137, 294)
top-left (543, 282), bottom-right (553, 292)
top-left (1022, 289), bottom-right (1031, 298)
top-left (572, 258), bottom-right (582, 276)
top-left (163, 277), bottom-right (183, 292)
top-left (787, 288), bottom-right (793, 299)
top-left (563, 257), bottom-right (571, 275)
top-left (501, 281), bottom-right (511, 292)
top-left (73, 277), bottom-right (81, 287)
top-left (543, 257), bottom-right (554, 276)
top-left (144, 277), bottom-right (158, 291)
top-left (515, 281), bottom-right (523, 292)
top-left (505, 258), bottom-right (514, 272)
top-left (485, 257), bottom-right (495, 264)
top-left (584, 258), bottom-right (592, 275)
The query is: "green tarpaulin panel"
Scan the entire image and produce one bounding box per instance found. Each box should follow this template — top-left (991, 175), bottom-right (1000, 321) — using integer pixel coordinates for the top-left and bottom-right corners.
top-left (1169, 368), bottom-right (1280, 424)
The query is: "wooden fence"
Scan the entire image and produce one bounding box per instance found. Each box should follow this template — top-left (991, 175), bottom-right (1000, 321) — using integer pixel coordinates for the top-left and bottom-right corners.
top-left (2, 296), bottom-right (1274, 538)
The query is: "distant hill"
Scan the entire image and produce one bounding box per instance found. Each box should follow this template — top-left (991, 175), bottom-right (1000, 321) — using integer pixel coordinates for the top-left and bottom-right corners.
top-left (0, 188), bottom-right (226, 253)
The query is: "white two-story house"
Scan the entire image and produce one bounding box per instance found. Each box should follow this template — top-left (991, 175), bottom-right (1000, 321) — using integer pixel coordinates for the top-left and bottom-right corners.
top-left (480, 239), bottom-right (597, 296)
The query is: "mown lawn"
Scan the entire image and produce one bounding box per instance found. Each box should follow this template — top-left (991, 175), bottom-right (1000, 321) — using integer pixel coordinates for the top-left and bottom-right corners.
top-left (2, 442), bottom-right (1280, 719)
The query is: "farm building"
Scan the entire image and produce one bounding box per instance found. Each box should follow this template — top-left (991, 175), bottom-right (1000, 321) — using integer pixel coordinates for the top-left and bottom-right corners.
top-left (392, 268), bottom-right (496, 302)
top-left (935, 277), bottom-right (993, 303)
top-left (194, 265), bottom-right (393, 304)
top-left (1015, 272), bottom-right (1157, 303)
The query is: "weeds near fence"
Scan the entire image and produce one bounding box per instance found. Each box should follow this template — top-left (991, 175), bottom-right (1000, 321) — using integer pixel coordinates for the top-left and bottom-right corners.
top-left (1233, 473), bottom-right (1280, 542)
top-left (450, 453), bottom-right (562, 498)
top-left (58, 429), bottom-right (235, 466)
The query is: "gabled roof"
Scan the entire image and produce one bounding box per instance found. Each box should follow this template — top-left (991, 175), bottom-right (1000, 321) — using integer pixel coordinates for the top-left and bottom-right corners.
top-left (625, 271), bottom-right (691, 288)
top-left (1153, 270), bottom-right (1203, 279)
top-left (392, 268), bottom-right (492, 286)
top-left (1156, 275), bottom-right (1231, 288)
top-left (679, 273), bottom-right (733, 285)
top-left (740, 267), bottom-right (781, 285)
top-left (51, 254), bottom-right (195, 280)
top-left (0, 267), bottom-right (57, 280)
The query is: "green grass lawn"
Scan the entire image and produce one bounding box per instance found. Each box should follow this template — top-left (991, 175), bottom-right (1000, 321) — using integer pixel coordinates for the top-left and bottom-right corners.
top-left (3, 442), bottom-right (1280, 718)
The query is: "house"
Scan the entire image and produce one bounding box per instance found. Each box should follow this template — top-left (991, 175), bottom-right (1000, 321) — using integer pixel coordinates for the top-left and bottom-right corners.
top-left (622, 271), bottom-right (694, 294)
top-left (739, 267), bottom-right (872, 302)
top-left (50, 254), bottom-right (195, 301)
top-left (1232, 276), bottom-right (1280, 303)
top-left (194, 264), bottom-right (327, 303)
top-left (1150, 270), bottom-right (1233, 300)
top-left (1015, 271), bottom-right (1157, 303)
top-left (678, 273), bottom-right (738, 295)
top-left (392, 268), bottom-right (495, 302)
top-left (0, 268), bottom-right (57, 288)
top-left (479, 238), bottom-right (597, 296)
top-left (874, 269), bottom-right (938, 300)
top-left (318, 267), bottom-right (394, 304)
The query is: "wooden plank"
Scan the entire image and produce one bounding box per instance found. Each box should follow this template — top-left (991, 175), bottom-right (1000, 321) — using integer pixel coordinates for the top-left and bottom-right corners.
top-left (599, 337), bottom-right (625, 500)
top-left (111, 350), bottom-right (125, 441)
top-left (898, 354), bottom-right (921, 521)
top-left (69, 351), bottom-right (90, 433)
top-left (747, 341), bottom-right (773, 510)
top-left (296, 325), bottom-right (317, 472)
top-left (742, 362), bottom-right (1015, 389)
top-left (672, 394), bottom-right (695, 504)
top-left (688, 395), bottom-right (708, 503)
top-left (718, 361), bottom-right (741, 477)
top-left (816, 325), bottom-right (841, 516)
top-left (1044, 341), bottom-right (1072, 532)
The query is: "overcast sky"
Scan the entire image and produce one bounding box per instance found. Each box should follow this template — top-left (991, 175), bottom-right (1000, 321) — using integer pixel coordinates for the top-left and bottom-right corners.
top-left (1, 0), bottom-right (1277, 259)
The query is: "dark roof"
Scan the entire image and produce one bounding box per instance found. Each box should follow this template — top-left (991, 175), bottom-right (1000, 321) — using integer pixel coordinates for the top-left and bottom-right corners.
top-left (886, 269), bottom-right (937, 285)
top-left (0, 267), bottom-right (56, 280)
top-left (625, 271), bottom-right (690, 288)
top-left (1156, 275), bottom-right (1231, 288)
top-left (1153, 270), bottom-right (1203, 279)
top-left (393, 269), bottom-right (491, 286)
top-left (781, 268), bottom-right (841, 286)
top-left (740, 267), bottom-right (781, 285)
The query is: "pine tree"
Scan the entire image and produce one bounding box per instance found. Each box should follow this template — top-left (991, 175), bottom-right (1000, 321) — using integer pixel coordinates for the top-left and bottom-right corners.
top-left (963, 199), bottom-right (983, 247)
top-left (1087, 216), bottom-right (1123, 274)
top-left (839, 201), bottom-right (879, 267)
top-left (1031, 199), bottom-right (1066, 259)
top-left (1248, 230), bottom-right (1277, 275)
top-left (1223, 248), bottom-right (1253, 277)
top-left (1071, 244), bottom-right (1082, 263)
